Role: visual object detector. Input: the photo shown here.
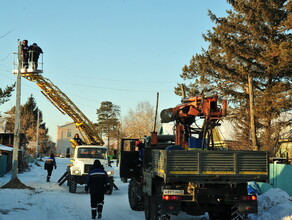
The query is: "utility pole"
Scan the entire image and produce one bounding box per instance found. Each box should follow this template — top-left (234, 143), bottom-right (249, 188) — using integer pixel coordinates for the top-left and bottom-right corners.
top-left (11, 40), bottom-right (22, 180)
top-left (36, 109), bottom-right (40, 159)
top-left (248, 74), bottom-right (259, 151)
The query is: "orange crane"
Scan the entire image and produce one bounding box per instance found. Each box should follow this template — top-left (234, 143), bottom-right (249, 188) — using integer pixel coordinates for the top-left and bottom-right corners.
top-left (160, 93), bottom-right (227, 149)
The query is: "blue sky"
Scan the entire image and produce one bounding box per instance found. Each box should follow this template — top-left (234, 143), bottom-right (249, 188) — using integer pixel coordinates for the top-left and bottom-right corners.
top-left (0, 0), bottom-right (231, 142)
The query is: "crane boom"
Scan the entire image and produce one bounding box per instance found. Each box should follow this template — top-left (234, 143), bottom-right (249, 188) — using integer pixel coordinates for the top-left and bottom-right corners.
top-left (21, 73), bottom-right (104, 146)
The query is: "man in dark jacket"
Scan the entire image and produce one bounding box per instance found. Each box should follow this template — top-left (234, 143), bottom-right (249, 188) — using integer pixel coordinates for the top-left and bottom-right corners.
top-left (44, 153), bottom-right (57, 182)
top-left (85, 159), bottom-right (110, 219)
top-left (28, 43), bottom-right (43, 69)
top-left (135, 140), bottom-right (145, 165)
top-left (21, 39), bottom-right (29, 68)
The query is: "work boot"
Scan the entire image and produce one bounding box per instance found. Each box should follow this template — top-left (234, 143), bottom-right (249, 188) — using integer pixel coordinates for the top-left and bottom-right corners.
top-left (91, 209), bottom-right (97, 219)
top-left (97, 204), bottom-right (103, 219)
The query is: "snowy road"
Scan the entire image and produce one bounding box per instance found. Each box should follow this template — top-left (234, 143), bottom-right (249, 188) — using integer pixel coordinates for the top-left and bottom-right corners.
top-left (0, 158), bottom-right (208, 220)
top-left (1, 158), bottom-right (292, 220)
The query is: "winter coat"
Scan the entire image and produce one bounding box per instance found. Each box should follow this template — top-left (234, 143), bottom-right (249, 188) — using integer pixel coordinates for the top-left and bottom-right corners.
top-left (86, 167), bottom-right (109, 194)
top-left (21, 44), bottom-right (29, 60)
top-left (28, 45), bottom-right (43, 62)
top-left (44, 157), bottom-right (56, 170)
top-left (73, 137), bottom-right (83, 145)
top-left (137, 143), bottom-right (145, 161)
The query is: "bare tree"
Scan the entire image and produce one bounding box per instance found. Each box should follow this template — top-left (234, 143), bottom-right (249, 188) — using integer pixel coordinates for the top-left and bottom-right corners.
top-left (122, 101), bottom-right (160, 139)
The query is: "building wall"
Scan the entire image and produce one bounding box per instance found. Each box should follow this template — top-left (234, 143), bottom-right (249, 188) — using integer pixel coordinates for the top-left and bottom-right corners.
top-left (56, 122), bottom-right (81, 156)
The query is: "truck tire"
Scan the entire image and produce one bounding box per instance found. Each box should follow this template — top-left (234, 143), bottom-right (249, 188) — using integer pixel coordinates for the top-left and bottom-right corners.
top-left (121, 177), bottom-right (127, 183)
top-left (68, 175), bottom-right (77, 193)
top-left (144, 195), bottom-right (159, 220)
top-left (128, 178), bottom-right (144, 211)
top-left (208, 205), bottom-right (232, 220)
top-left (106, 184), bottom-right (113, 195)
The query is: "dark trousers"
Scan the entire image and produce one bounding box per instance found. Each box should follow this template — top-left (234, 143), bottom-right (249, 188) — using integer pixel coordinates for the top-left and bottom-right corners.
top-left (47, 169), bottom-right (53, 177)
top-left (46, 169), bottom-right (53, 182)
top-left (90, 193), bottom-right (104, 213)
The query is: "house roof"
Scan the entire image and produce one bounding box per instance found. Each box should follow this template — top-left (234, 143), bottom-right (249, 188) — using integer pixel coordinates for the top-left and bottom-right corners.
top-left (57, 122), bottom-right (75, 128)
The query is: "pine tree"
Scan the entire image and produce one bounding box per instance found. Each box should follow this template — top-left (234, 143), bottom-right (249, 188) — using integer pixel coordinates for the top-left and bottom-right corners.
top-left (0, 83), bottom-right (15, 114)
top-left (96, 101), bottom-right (120, 151)
top-left (177, 0), bottom-right (291, 152)
top-left (5, 95), bottom-right (50, 154)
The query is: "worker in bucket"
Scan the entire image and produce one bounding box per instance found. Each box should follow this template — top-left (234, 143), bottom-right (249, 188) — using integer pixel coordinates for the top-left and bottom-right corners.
top-left (85, 159), bottom-right (110, 219)
top-left (28, 43), bottom-right (43, 69)
top-left (21, 39), bottom-right (29, 68)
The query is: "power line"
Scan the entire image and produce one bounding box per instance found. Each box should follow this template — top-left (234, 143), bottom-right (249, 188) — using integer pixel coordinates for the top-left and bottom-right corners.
top-left (0, 53), bottom-right (12, 62)
top-left (0, 30), bottom-right (14, 38)
top-left (72, 83), bottom-right (172, 93)
top-left (57, 73), bottom-right (179, 85)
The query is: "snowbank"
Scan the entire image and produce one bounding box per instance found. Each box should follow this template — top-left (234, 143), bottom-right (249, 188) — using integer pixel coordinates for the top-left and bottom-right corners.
top-left (249, 188), bottom-right (292, 220)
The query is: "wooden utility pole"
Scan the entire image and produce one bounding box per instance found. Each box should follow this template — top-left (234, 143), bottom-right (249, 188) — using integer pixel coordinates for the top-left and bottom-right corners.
top-left (153, 92), bottom-right (159, 132)
top-left (11, 40), bottom-right (22, 180)
top-left (36, 109), bottom-right (40, 158)
top-left (248, 74), bottom-right (259, 151)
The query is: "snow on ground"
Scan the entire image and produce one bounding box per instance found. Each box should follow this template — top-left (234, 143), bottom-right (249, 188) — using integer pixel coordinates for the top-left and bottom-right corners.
top-left (0, 158), bottom-right (291, 220)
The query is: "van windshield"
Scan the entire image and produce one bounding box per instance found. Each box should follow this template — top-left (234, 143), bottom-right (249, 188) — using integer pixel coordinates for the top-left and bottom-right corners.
top-left (77, 148), bottom-right (107, 159)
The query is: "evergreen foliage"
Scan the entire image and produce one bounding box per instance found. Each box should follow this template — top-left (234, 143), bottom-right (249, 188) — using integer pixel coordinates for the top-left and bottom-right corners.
top-left (0, 83), bottom-right (15, 109)
top-left (96, 101), bottom-right (121, 149)
top-left (5, 95), bottom-right (51, 154)
top-left (177, 0), bottom-right (291, 152)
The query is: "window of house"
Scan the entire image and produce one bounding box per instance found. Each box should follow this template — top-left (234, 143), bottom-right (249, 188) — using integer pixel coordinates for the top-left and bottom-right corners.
top-left (67, 130), bottom-right (72, 138)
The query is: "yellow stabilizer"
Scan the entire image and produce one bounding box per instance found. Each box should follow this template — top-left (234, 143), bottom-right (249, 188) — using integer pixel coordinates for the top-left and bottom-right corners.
top-left (69, 139), bottom-right (79, 148)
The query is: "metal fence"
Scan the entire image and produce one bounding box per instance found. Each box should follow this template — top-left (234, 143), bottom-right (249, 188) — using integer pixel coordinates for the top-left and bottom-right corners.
top-left (0, 155), bottom-right (8, 177)
top-left (259, 163), bottom-right (292, 196)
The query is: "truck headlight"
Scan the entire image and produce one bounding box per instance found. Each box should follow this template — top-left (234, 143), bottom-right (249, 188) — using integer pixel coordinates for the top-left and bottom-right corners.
top-left (107, 171), bottom-right (114, 176)
top-left (73, 169), bottom-right (81, 175)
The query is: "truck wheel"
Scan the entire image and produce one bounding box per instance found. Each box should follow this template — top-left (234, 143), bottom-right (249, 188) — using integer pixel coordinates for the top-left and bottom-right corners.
top-left (69, 175), bottom-right (77, 193)
top-left (208, 205), bottom-right (232, 220)
top-left (106, 185), bottom-right (113, 195)
top-left (144, 195), bottom-right (159, 220)
top-left (128, 178), bottom-right (144, 211)
top-left (121, 177), bottom-right (128, 183)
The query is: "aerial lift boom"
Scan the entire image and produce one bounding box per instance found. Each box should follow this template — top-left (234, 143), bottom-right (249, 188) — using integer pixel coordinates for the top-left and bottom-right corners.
top-left (21, 73), bottom-right (104, 146)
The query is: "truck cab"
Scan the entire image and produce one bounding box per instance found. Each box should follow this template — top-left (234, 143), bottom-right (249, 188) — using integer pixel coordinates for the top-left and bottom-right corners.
top-left (67, 145), bottom-right (115, 194)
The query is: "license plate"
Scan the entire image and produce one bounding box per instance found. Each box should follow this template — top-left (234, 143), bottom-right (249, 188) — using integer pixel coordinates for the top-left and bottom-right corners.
top-left (163, 189), bottom-right (184, 195)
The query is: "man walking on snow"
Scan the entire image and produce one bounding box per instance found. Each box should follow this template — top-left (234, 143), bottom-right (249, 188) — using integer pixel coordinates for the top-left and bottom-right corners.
top-left (44, 153), bottom-right (57, 182)
top-left (85, 159), bottom-right (110, 219)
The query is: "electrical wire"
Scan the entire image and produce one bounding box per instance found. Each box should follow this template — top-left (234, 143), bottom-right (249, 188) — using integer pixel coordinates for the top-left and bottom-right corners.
top-left (0, 30), bottom-right (14, 39)
top-left (0, 53), bottom-right (12, 62)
